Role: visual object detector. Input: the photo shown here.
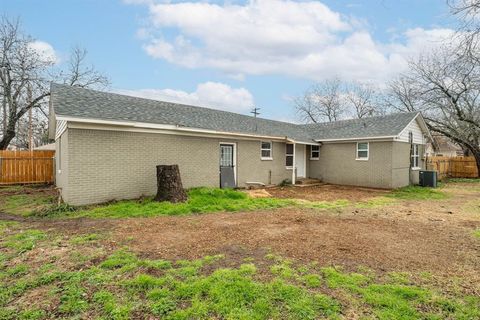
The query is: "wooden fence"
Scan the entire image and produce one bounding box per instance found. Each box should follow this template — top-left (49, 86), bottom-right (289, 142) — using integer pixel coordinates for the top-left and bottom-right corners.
top-left (426, 156), bottom-right (478, 179)
top-left (0, 150), bottom-right (55, 185)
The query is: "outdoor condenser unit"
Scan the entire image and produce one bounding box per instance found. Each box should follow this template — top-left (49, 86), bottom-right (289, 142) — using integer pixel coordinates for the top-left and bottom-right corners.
top-left (419, 170), bottom-right (437, 188)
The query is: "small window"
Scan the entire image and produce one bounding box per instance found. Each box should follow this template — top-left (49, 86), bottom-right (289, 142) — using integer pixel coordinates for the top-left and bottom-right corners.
top-left (261, 141), bottom-right (272, 160)
top-left (310, 145), bottom-right (320, 160)
top-left (286, 144), bottom-right (294, 167)
top-left (411, 144), bottom-right (420, 168)
top-left (356, 142), bottom-right (369, 160)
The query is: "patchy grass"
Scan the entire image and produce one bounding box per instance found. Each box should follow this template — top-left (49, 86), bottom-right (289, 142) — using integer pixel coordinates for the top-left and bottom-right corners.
top-left (69, 233), bottom-right (102, 245)
top-left (0, 194), bottom-right (54, 216)
top-left (1, 224), bottom-right (479, 319)
top-left (51, 188), bottom-right (298, 219)
top-left (0, 183), bottom-right (469, 220)
top-left (387, 186), bottom-right (447, 200)
top-left (356, 197), bottom-right (396, 208)
top-left (446, 178), bottom-right (480, 183)
top-left (473, 229), bottom-right (480, 239)
top-left (4, 229), bottom-right (47, 253)
top-left (305, 199), bottom-right (350, 211)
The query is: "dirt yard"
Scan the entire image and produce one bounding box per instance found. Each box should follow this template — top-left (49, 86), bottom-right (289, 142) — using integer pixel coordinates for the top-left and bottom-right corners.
top-left (9, 183), bottom-right (479, 283)
top-left (1, 182), bottom-right (480, 318)
top-left (266, 184), bottom-right (391, 201)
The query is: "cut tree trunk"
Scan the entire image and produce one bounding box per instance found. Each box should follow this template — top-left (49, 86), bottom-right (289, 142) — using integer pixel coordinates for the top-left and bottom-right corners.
top-left (154, 165), bottom-right (188, 203)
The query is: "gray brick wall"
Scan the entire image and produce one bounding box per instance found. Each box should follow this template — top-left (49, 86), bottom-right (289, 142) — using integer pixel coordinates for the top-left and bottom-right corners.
top-left (60, 128), bottom-right (291, 205)
top-left (58, 128), bottom-right (426, 205)
top-left (309, 141), bottom-right (394, 189)
top-left (309, 141), bottom-right (425, 189)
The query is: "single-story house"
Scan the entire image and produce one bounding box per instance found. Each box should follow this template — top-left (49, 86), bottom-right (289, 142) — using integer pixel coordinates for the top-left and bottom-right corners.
top-left (48, 84), bottom-right (432, 205)
top-left (425, 135), bottom-right (464, 157)
top-left (34, 143), bottom-right (56, 151)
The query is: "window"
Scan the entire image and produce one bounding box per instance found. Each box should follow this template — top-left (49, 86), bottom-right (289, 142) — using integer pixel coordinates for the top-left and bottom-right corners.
top-left (411, 144), bottom-right (420, 168)
top-left (356, 142), bottom-right (369, 160)
top-left (261, 141), bottom-right (272, 160)
top-left (310, 145), bottom-right (320, 160)
top-left (286, 144), bottom-right (294, 167)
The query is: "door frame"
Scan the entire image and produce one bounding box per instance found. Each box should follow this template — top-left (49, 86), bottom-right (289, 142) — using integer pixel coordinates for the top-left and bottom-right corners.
top-left (295, 144), bottom-right (307, 178)
top-left (219, 142), bottom-right (237, 187)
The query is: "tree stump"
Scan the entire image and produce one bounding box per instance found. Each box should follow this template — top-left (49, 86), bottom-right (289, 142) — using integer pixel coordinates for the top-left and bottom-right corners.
top-left (154, 165), bottom-right (188, 203)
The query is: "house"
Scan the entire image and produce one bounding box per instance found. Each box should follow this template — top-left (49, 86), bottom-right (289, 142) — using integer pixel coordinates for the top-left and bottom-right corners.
top-left (34, 143), bottom-right (56, 151)
top-left (48, 84), bottom-right (432, 205)
top-left (425, 135), bottom-right (464, 157)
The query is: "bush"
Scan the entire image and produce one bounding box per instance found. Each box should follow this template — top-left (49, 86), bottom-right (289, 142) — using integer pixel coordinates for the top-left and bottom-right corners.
top-left (32, 203), bottom-right (77, 217)
top-left (278, 179), bottom-right (292, 187)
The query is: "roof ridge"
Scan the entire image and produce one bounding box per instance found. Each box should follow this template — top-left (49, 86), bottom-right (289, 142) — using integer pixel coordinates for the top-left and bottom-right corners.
top-left (301, 111), bottom-right (419, 127)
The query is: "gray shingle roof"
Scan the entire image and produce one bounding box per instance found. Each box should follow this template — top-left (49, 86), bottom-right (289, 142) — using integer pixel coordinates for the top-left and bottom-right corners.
top-left (50, 83), bottom-right (420, 142)
top-left (303, 112), bottom-right (420, 140)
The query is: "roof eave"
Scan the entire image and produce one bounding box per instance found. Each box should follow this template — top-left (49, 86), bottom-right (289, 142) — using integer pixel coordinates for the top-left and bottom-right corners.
top-left (56, 115), bottom-right (316, 143)
top-left (314, 135), bottom-right (397, 142)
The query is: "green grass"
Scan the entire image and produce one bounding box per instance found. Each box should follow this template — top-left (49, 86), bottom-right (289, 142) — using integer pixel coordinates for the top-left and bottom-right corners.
top-left (446, 178), bottom-right (480, 183)
top-left (473, 229), bottom-right (480, 239)
top-left (305, 199), bottom-right (350, 210)
top-left (63, 188), bottom-right (298, 219)
top-left (0, 194), bottom-right (53, 216)
top-left (387, 186), bottom-right (447, 200)
top-left (0, 224), bottom-right (479, 320)
top-left (1, 183), bottom-right (469, 220)
top-left (356, 197), bottom-right (396, 208)
top-left (4, 229), bottom-right (46, 253)
top-left (69, 233), bottom-right (102, 245)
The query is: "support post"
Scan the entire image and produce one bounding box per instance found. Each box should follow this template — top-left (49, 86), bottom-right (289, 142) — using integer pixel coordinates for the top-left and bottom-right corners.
top-left (292, 142), bottom-right (296, 185)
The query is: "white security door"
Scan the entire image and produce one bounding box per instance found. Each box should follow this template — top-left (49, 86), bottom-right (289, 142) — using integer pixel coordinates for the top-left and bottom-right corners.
top-left (295, 144), bottom-right (306, 178)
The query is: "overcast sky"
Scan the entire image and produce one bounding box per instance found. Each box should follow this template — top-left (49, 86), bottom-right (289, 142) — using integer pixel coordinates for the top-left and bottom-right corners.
top-left (3, 0), bottom-right (456, 122)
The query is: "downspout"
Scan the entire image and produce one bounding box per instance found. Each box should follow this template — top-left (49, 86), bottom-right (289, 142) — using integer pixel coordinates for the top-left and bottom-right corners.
top-left (408, 132), bottom-right (413, 186)
top-left (292, 142), bottom-right (296, 185)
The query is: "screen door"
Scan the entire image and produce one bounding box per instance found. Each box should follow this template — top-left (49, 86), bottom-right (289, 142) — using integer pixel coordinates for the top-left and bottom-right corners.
top-left (220, 144), bottom-right (236, 188)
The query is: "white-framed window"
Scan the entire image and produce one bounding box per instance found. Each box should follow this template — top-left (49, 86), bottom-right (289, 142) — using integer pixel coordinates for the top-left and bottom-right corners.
top-left (285, 144), bottom-right (294, 168)
top-left (411, 144), bottom-right (420, 168)
top-left (261, 141), bottom-right (272, 160)
top-left (356, 142), bottom-right (369, 160)
top-left (310, 145), bottom-right (320, 160)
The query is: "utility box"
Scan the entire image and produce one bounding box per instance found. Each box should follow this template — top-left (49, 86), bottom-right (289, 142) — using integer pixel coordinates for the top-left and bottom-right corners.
top-left (419, 170), bottom-right (437, 188)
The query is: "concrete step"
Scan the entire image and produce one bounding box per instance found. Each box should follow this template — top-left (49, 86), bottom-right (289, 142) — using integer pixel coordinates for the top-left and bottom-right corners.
top-left (295, 178), bottom-right (322, 185)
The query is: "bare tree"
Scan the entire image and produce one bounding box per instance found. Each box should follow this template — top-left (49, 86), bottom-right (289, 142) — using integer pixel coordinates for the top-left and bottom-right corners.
top-left (0, 16), bottom-right (52, 149)
top-left (0, 16), bottom-right (109, 150)
top-left (294, 78), bottom-right (344, 123)
top-left (58, 46), bottom-right (109, 89)
top-left (449, 0), bottom-right (480, 32)
top-left (388, 45), bottom-right (480, 176)
top-left (345, 82), bottom-right (382, 118)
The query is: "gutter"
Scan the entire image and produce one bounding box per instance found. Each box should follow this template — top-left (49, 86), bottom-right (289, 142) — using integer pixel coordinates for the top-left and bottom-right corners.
top-left (55, 115), bottom-right (319, 145)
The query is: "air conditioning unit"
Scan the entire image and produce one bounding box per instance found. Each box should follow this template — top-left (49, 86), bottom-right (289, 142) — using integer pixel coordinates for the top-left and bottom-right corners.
top-left (419, 170), bottom-right (437, 188)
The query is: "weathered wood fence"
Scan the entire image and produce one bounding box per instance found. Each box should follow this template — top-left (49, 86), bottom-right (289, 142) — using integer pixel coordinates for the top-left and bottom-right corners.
top-left (0, 150), bottom-right (55, 185)
top-left (426, 156), bottom-right (478, 179)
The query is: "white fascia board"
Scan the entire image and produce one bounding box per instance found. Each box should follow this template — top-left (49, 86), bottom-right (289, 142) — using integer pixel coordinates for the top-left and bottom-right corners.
top-left (414, 113), bottom-right (433, 142)
top-left (285, 138), bottom-right (319, 145)
top-left (397, 113), bottom-right (432, 144)
top-left (315, 136), bottom-right (397, 143)
top-left (57, 115), bottom-right (292, 141)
